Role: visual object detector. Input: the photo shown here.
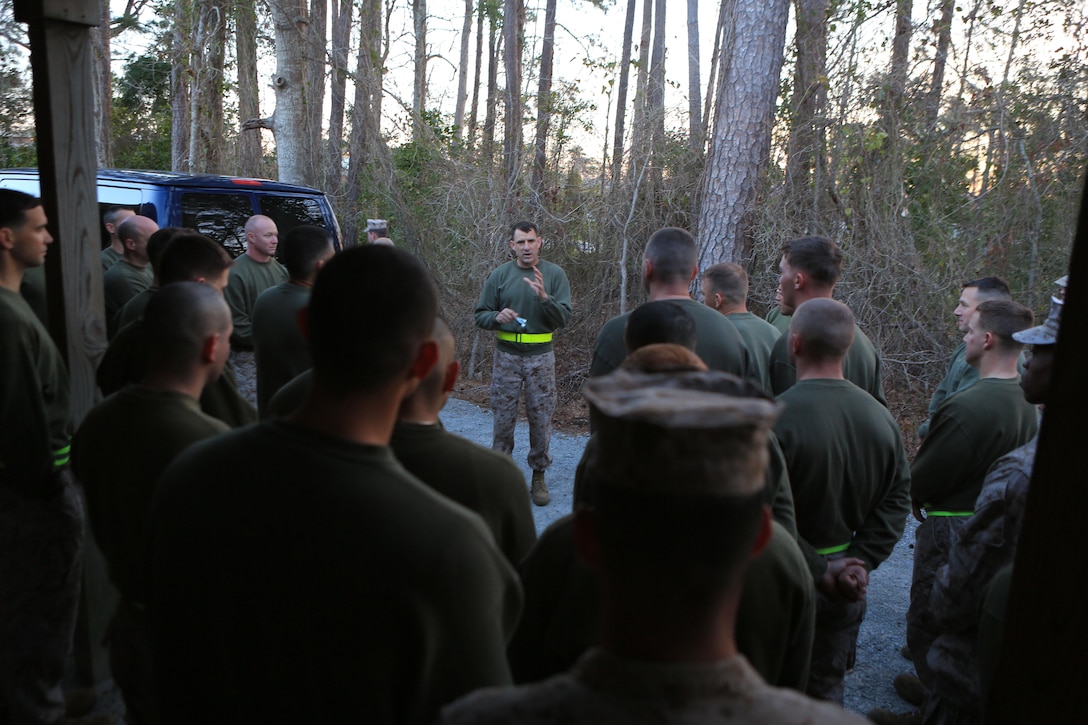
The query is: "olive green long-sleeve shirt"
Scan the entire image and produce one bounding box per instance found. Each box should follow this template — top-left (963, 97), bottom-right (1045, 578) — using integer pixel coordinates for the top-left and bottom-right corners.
top-left (474, 260), bottom-right (572, 357)
top-left (774, 379), bottom-right (910, 580)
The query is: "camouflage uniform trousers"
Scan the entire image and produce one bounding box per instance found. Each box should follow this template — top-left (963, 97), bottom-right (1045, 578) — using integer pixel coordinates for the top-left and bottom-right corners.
top-left (107, 599), bottom-right (159, 725)
top-left (806, 554), bottom-right (867, 705)
top-left (0, 475), bottom-right (85, 725)
top-left (907, 516), bottom-right (968, 690)
top-left (490, 349), bottom-right (556, 472)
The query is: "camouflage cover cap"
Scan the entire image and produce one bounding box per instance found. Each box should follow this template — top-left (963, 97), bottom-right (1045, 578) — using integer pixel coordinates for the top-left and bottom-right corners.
top-left (1013, 297), bottom-right (1062, 346)
top-left (582, 369), bottom-right (782, 497)
top-left (365, 219), bottom-right (388, 232)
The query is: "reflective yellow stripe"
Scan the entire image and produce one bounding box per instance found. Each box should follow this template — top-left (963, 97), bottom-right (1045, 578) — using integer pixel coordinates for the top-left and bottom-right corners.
top-left (53, 444), bottom-right (71, 468)
top-left (925, 509), bottom-right (973, 517)
top-left (815, 543), bottom-right (850, 555)
top-left (496, 331), bottom-right (553, 343)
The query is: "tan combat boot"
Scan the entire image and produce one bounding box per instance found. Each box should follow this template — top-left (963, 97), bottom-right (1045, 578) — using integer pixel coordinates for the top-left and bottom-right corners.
top-left (530, 470), bottom-right (550, 506)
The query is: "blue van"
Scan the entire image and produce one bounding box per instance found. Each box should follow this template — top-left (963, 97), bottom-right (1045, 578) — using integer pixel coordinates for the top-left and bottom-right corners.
top-left (0, 168), bottom-right (343, 256)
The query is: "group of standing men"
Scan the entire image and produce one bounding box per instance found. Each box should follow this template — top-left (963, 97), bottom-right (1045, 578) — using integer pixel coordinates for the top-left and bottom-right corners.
top-left (0, 187), bottom-right (1057, 725)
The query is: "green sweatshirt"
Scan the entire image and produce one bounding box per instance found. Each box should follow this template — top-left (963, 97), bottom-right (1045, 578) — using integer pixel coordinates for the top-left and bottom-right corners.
top-left (474, 260), bottom-right (572, 356)
top-left (224, 253), bottom-right (289, 351)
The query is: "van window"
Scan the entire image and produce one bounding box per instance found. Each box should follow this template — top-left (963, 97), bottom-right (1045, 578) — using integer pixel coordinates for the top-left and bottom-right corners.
top-left (259, 196), bottom-right (329, 239)
top-left (179, 192), bottom-right (255, 257)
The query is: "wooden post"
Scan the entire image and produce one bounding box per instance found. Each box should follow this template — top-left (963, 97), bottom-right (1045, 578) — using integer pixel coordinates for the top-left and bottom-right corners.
top-left (14, 0), bottom-right (114, 684)
top-left (986, 169), bottom-right (1088, 720)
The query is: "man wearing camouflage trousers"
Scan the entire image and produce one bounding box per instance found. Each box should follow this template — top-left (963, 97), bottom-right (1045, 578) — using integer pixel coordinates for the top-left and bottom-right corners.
top-left (475, 221), bottom-right (572, 506)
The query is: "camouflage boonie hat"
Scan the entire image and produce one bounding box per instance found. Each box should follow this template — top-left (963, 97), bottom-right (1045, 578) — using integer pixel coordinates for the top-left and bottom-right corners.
top-left (1013, 297), bottom-right (1062, 346)
top-left (365, 219), bottom-right (388, 233)
top-left (582, 369), bottom-right (781, 497)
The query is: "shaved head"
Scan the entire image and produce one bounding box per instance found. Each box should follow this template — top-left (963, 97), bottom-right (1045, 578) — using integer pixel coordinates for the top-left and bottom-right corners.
top-left (625, 301), bottom-right (697, 353)
top-left (790, 298), bottom-right (855, 361)
top-left (399, 317), bottom-right (457, 418)
top-left (117, 215), bottom-right (159, 247)
top-left (644, 227), bottom-right (698, 286)
top-left (145, 282), bottom-right (232, 374)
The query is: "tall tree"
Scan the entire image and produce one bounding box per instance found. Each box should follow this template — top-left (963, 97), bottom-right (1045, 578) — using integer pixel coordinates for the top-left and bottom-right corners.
top-left (235, 0), bottom-right (262, 177)
top-left (884, 0), bottom-right (913, 132)
top-left (244, 0), bottom-right (323, 187)
top-left (188, 0), bottom-right (227, 173)
top-left (686, 0), bottom-right (702, 151)
top-left (454, 0), bottom-right (474, 139)
top-left (610, 0), bottom-right (637, 184)
top-left (467, 0), bottom-right (487, 145)
top-left (93, 1), bottom-right (111, 166)
top-left (696, 0), bottom-right (790, 268)
top-left (412, 0), bottom-right (427, 140)
top-left (482, 6), bottom-right (501, 163)
top-left (926, 0), bottom-right (954, 131)
top-left (785, 0), bottom-right (830, 214)
top-left (502, 0), bottom-right (524, 204)
top-left (530, 0), bottom-right (557, 204)
top-left (345, 0), bottom-right (383, 244)
top-left (326, 0), bottom-right (353, 191)
top-left (628, 0), bottom-right (653, 169)
top-left (306, 0), bottom-right (328, 177)
top-left (171, 0), bottom-right (193, 170)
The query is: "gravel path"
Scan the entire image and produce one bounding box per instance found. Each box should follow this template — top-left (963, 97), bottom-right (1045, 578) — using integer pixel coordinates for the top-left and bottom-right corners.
top-left (442, 395), bottom-right (921, 719)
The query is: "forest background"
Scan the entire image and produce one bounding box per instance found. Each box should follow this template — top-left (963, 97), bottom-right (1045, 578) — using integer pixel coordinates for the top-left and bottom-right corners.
top-left (1, 0), bottom-right (1085, 436)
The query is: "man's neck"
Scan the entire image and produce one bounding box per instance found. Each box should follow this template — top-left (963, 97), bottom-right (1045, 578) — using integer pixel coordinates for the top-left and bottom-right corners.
top-left (289, 277), bottom-right (315, 289)
top-left (122, 255), bottom-right (147, 268)
top-left (110, 239), bottom-right (124, 253)
top-left (975, 353), bottom-right (1021, 380)
top-left (246, 248), bottom-right (272, 264)
top-left (140, 369), bottom-right (206, 402)
top-left (0, 258), bottom-right (24, 293)
top-left (291, 379), bottom-right (404, 446)
top-left (720, 303), bottom-right (746, 316)
top-left (600, 593), bottom-right (739, 664)
top-left (648, 283), bottom-right (692, 302)
top-left (795, 358), bottom-right (846, 381)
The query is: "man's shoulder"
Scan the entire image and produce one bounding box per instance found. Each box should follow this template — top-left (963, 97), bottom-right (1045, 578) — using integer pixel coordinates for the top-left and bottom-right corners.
top-left (538, 259), bottom-right (568, 276)
top-left (439, 673), bottom-right (586, 725)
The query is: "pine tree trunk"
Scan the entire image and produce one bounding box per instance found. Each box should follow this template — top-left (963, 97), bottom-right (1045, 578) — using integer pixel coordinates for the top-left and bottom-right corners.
top-left (686, 0), bottom-right (702, 152)
top-left (785, 0), bottom-right (829, 212)
top-left (171, 0), bottom-right (193, 171)
top-left (927, 0), bottom-right (954, 132)
top-left (236, 0), bottom-right (262, 177)
top-left (345, 0), bottom-right (382, 244)
top-left (610, 0), bottom-right (637, 185)
top-left (93, 3), bottom-right (111, 166)
top-left (467, 3), bottom-right (486, 146)
top-left (326, 0), bottom-right (353, 193)
top-left (412, 0), bottom-right (427, 140)
top-left (530, 0), bottom-right (557, 205)
top-left (454, 0), bottom-right (473, 139)
top-left (502, 0), bottom-right (524, 208)
top-left (696, 0), bottom-right (790, 267)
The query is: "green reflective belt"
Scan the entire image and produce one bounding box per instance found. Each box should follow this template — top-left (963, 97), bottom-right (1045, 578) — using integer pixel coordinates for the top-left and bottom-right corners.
top-left (925, 509), bottom-right (973, 517)
top-left (52, 444), bottom-right (71, 469)
top-left (815, 543), bottom-right (850, 556)
top-left (497, 331), bottom-right (553, 344)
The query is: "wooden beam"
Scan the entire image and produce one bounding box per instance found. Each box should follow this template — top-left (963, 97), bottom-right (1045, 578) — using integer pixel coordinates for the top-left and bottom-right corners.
top-left (985, 169), bottom-right (1088, 720)
top-left (21, 7), bottom-right (114, 684)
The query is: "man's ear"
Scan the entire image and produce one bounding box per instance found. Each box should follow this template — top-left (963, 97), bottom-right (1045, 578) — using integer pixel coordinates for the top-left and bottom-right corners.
top-left (442, 360), bottom-right (461, 394)
top-left (688, 265), bottom-right (699, 282)
top-left (123, 237), bottom-right (136, 251)
top-left (0, 226), bottom-right (13, 252)
top-left (789, 331), bottom-right (803, 359)
top-left (792, 270), bottom-right (805, 290)
top-left (200, 333), bottom-right (221, 364)
top-left (642, 258), bottom-right (654, 280)
top-left (407, 339), bottom-right (439, 382)
top-left (982, 331), bottom-right (995, 351)
top-left (712, 292), bottom-right (723, 310)
top-left (573, 507), bottom-right (602, 571)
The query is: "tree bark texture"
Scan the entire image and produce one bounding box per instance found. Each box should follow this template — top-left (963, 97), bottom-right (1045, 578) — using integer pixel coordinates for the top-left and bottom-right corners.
top-left (306, 0), bottom-right (328, 180)
top-left (467, 2), bottom-right (485, 145)
top-left (610, 0), bottom-right (637, 184)
top-left (268, 0), bottom-right (321, 187)
top-left (629, 0), bottom-right (653, 170)
top-left (345, 0), bottom-right (383, 244)
top-left (696, 0), bottom-right (790, 268)
top-left (171, 0), bottom-right (193, 171)
top-left (412, 0), bottom-right (427, 140)
top-left (530, 0), bottom-right (557, 205)
top-left (325, 0), bottom-right (353, 193)
top-left (189, 0), bottom-right (226, 174)
top-left (502, 0), bottom-right (524, 208)
top-left (927, 0), bottom-right (954, 131)
top-left (454, 0), bottom-right (473, 138)
top-left (687, 0), bottom-right (702, 152)
top-left (785, 0), bottom-right (829, 212)
top-left (884, 0), bottom-right (912, 132)
top-left (92, 1), bottom-right (111, 166)
top-left (235, 0), bottom-right (262, 177)
top-left (482, 11), bottom-right (499, 163)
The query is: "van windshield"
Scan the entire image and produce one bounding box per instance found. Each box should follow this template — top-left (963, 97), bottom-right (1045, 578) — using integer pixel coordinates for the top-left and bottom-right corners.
top-left (180, 191), bottom-right (332, 258)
